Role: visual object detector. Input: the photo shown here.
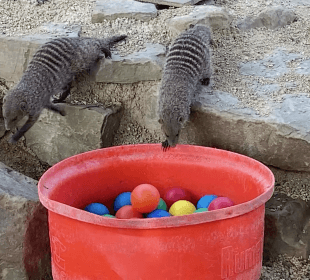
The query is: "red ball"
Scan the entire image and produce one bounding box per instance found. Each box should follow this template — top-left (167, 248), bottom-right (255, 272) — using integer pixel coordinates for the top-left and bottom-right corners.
top-left (163, 187), bottom-right (192, 208)
top-left (208, 197), bottom-right (234, 211)
top-left (131, 184), bottom-right (160, 213)
top-left (115, 205), bottom-right (143, 219)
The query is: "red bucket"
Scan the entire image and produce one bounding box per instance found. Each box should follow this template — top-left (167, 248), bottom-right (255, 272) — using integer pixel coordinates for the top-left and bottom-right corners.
top-left (38, 144), bottom-right (274, 280)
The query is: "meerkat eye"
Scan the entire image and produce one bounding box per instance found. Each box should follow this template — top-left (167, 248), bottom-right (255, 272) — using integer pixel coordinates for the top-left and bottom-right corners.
top-left (12, 117), bottom-right (17, 121)
top-left (165, 133), bottom-right (169, 138)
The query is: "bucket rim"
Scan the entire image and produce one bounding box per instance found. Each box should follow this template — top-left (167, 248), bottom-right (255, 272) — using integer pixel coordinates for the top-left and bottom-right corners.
top-left (38, 144), bottom-right (275, 229)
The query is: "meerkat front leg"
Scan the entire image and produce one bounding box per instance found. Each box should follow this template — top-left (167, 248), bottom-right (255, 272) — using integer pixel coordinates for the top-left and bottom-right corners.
top-left (10, 114), bottom-right (40, 143)
top-left (46, 103), bottom-right (66, 116)
top-left (53, 82), bottom-right (72, 103)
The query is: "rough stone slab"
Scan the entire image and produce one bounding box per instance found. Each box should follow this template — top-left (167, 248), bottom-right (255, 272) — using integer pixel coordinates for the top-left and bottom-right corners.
top-left (140, 81), bottom-right (310, 172)
top-left (184, 47), bottom-right (310, 171)
top-left (166, 6), bottom-right (231, 36)
top-left (138, 0), bottom-right (199, 8)
top-left (285, 0), bottom-right (309, 5)
top-left (237, 6), bottom-right (297, 31)
top-left (190, 88), bottom-right (310, 172)
top-left (264, 193), bottom-right (310, 259)
top-left (239, 48), bottom-right (301, 78)
top-left (0, 163), bottom-right (52, 280)
top-left (37, 22), bottom-right (81, 37)
top-left (0, 35), bottom-right (165, 84)
top-left (96, 43), bottom-right (166, 83)
top-left (92, 0), bottom-right (157, 22)
top-left (0, 23), bottom-right (81, 83)
top-left (23, 104), bottom-right (122, 165)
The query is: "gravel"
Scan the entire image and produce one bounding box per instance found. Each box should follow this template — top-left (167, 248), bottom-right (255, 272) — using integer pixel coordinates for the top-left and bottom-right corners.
top-left (2, 0), bottom-right (310, 115)
top-left (1, 0), bottom-right (310, 278)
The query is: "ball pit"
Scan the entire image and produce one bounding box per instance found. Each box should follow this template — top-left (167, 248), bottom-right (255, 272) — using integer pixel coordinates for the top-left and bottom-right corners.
top-left (38, 144), bottom-right (275, 280)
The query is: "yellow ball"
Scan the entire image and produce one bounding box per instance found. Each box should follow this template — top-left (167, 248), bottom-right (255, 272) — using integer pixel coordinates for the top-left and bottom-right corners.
top-left (169, 200), bottom-right (196, 216)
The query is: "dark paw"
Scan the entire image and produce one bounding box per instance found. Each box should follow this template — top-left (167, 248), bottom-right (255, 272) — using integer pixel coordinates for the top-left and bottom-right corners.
top-left (161, 140), bottom-right (170, 152)
top-left (52, 98), bottom-right (65, 104)
top-left (102, 48), bottom-right (112, 59)
top-left (59, 109), bottom-right (66, 116)
top-left (9, 135), bottom-right (18, 144)
top-left (201, 78), bottom-right (210, 86)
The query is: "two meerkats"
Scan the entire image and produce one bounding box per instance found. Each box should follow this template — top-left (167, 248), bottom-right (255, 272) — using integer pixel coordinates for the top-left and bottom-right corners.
top-left (2, 24), bottom-right (212, 146)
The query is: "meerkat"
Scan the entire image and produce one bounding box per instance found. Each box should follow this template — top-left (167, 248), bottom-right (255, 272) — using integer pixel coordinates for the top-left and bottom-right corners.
top-left (2, 35), bottom-right (127, 143)
top-left (158, 24), bottom-right (212, 150)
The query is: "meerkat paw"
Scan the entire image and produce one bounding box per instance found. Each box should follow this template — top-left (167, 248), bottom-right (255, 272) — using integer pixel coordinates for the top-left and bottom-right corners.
top-left (48, 103), bottom-right (66, 116)
top-left (9, 134), bottom-right (18, 144)
top-left (200, 77), bottom-right (210, 86)
top-left (161, 140), bottom-right (171, 152)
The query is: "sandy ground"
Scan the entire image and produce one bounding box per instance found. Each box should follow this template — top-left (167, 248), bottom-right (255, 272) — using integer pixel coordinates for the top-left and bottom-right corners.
top-left (1, 0), bottom-right (310, 278)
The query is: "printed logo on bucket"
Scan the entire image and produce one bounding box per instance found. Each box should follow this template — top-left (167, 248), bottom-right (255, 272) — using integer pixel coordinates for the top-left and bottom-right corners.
top-left (51, 236), bottom-right (69, 279)
top-left (221, 238), bottom-right (263, 279)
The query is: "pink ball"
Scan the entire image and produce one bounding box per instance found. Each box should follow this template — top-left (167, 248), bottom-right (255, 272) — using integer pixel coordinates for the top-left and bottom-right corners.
top-left (115, 205), bottom-right (143, 219)
top-left (163, 187), bottom-right (192, 208)
top-left (208, 197), bottom-right (234, 211)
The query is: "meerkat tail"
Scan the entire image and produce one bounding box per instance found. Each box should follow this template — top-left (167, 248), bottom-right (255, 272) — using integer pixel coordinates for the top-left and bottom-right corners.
top-left (101, 35), bottom-right (127, 48)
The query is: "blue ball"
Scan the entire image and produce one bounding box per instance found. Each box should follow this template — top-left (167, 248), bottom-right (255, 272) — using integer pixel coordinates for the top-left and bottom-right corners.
top-left (147, 209), bottom-right (171, 218)
top-left (84, 203), bottom-right (109, 215)
top-left (114, 192), bottom-right (132, 212)
top-left (197, 195), bottom-right (217, 209)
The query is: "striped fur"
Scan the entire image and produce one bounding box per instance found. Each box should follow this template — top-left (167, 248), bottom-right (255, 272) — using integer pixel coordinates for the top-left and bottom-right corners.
top-left (2, 35), bottom-right (126, 143)
top-left (158, 25), bottom-right (212, 149)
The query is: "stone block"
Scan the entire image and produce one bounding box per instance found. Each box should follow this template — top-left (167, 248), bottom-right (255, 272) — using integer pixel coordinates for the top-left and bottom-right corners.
top-left (23, 104), bottom-right (122, 165)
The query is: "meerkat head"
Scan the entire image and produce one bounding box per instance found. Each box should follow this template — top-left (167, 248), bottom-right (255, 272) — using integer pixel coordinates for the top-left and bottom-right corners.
top-left (189, 24), bottom-right (212, 44)
top-left (159, 108), bottom-right (188, 148)
top-left (2, 91), bottom-right (28, 131)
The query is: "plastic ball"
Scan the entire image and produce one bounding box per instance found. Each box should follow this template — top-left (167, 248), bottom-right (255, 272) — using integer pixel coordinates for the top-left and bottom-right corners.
top-left (197, 194), bottom-right (217, 209)
top-left (208, 197), bottom-right (234, 211)
top-left (114, 192), bottom-right (131, 212)
top-left (169, 200), bottom-right (196, 216)
top-left (84, 203), bottom-right (109, 215)
top-left (194, 208), bottom-right (208, 213)
top-left (131, 184), bottom-right (160, 213)
top-left (102, 214), bottom-right (115, 218)
top-left (115, 205), bottom-right (143, 219)
top-left (163, 187), bottom-right (192, 208)
top-left (147, 209), bottom-right (171, 218)
top-left (157, 198), bottom-right (167, 211)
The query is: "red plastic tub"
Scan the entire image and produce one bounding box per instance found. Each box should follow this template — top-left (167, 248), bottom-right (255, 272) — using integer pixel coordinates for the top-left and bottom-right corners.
top-left (38, 144), bottom-right (274, 280)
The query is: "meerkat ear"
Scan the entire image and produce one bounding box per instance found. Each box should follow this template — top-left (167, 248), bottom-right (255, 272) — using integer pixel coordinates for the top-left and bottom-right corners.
top-left (178, 116), bottom-right (184, 123)
top-left (158, 118), bottom-right (164, 124)
top-left (20, 101), bottom-right (28, 112)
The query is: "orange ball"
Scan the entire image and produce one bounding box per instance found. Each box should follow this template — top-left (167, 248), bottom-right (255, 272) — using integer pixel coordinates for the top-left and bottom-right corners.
top-left (115, 205), bottom-right (143, 219)
top-left (131, 184), bottom-right (160, 213)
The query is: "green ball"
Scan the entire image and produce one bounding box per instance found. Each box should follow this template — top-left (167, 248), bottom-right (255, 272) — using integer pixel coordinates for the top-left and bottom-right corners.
top-left (157, 198), bottom-right (167, 211)
top-left (102, 214), bottom-right (115, 218)
top-left (194, 208), bottom-right (208, 213)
